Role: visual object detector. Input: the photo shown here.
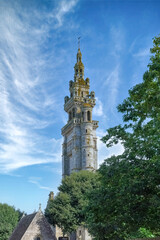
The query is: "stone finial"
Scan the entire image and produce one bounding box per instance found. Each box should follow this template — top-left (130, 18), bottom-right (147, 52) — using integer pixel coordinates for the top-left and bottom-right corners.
top-left (49, 191), bottom-right (54, 200)
top-left (21, 212), bottom-right (26, 219)
top-left (38, 203), bottom-right (42, 212)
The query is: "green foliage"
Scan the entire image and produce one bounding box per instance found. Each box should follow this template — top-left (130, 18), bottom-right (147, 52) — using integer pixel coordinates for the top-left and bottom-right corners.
top-left (45, 170), bottom-right (100, 235)
top-left (130, 227), bottom-right (155, 239)
top-left (45, 192), bottom-right (77, 235)
top-left (85, 35), bottom-right (160, 240)
top-left (0, 203), bottom-right (19, 240)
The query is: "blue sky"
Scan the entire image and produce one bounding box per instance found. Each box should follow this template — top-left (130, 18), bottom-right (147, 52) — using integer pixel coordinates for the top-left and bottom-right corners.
top-left (0, 0), bottom-right (159, 214)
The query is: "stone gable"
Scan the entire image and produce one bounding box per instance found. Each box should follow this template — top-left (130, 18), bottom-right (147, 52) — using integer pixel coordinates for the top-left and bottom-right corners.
top-left (9, 211), bottom-right (56, 240)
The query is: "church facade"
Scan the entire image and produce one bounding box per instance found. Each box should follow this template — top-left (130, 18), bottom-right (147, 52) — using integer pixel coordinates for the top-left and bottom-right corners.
top-left (61, 48), bottom-right (98, 177)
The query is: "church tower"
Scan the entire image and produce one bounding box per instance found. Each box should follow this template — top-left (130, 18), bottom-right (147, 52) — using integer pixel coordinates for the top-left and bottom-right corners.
top-left (61, 47), bottom-right (98, 177)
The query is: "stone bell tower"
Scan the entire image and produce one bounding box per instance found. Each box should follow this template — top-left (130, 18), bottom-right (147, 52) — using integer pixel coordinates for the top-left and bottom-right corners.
top-left (61, 47), bottom-right (98, 177)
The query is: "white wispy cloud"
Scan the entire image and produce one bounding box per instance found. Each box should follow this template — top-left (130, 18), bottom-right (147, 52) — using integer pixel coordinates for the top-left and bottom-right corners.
top-left (110, 25), bottom-right (125, 58)
top-left (54, 0), bottom-right (78, 28)
top-left (129, 37), bottom-right (151, 85)
top-left (97, 129), bottom-right (124, 166)
top-left (28, 177), bottom-right (53, 191)
top-left (129, 37), bottom-right (151, 59)
top-left (133, 48), bottom-right (150, 58)
top-left (104, 65), bottom-right (120, 112)
top-left (93, 97), bottom-right (104, 117)
top-left (102, 25), bottom-right (124, 114)
top-left (0, 1), bottom-right (78, 173)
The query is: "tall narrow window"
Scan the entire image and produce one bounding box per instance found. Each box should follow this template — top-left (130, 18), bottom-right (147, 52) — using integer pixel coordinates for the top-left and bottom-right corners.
top-left (69, 111), bottom-right (72, 121)
top-left (81, 92), bottom-right (83, 97)
top-left (82, 111), bottom-right (84, 121)
top-left (80, 69), bottom-right (82, 77)
top-left (73, 108), bottom-right (75, 118)
top-left (87, 111), bottom-right (91, 121)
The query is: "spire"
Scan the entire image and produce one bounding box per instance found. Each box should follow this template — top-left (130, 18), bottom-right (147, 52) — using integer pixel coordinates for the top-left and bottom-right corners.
top-left (77, 48), bottom-right (82, 63)
top-left (74, 38), bottom-right (84, 81)
top-left (77, 36), bottom-right (82, 63)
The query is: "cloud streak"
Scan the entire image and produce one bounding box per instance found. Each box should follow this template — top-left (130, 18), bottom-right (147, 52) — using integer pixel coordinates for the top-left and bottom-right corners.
top-left (102, 25), bottom-right (124, 115)
top-left (0, 1), bottom-right (78, 173)
top-left (54, 0), bottom-right (78, 27)
top-left (28, 177), bottom-right (53, 191)
top-left (93, 97), bottom-right (104, 117)
top-left (97, 129), bottom-right (124, 166)
top-left (104, 65), bottom-right (120, 113)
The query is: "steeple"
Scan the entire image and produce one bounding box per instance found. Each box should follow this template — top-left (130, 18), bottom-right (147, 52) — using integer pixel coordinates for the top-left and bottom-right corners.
top-left (77, 48), bottom-right (82, 62)
top-left (61, 46), bottom-right (98, 177)
top-left (74, 48), bottom-right (84, 81)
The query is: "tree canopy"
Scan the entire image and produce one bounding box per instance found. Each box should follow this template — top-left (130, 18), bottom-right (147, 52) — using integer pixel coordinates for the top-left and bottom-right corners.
top-left (85, 35), bottom-right (160, 240)
top-left (0, 203), bottom-right (20, 240)
top-left (45, 170), bottom-right (100, 235)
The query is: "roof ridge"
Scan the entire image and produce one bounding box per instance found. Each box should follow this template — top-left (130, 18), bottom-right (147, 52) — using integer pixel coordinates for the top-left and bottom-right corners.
top-left (20, 212), bottom-right (38, 239)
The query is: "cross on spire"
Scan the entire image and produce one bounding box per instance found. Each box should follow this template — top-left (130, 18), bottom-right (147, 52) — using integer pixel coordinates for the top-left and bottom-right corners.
top-left (78, 36), bottom-right (81, 49)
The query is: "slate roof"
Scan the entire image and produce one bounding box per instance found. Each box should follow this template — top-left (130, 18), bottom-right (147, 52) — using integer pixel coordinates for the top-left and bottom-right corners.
top-left (9, 213), bottom-right (36, 240)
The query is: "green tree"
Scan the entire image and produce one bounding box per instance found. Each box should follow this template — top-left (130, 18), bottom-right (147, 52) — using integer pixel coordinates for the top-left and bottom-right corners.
top-left (45, 170), bottom-right (100, 235)
top-left (85, 35), bottom-right (160, 240)
top-left (0, 203), bottom-right (19, 240)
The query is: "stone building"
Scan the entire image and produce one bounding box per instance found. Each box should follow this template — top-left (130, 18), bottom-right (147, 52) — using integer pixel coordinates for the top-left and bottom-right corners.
top-left (61, 47), bottom-right (98, 177)
top-left (61, 47), bottom-right (98, 239)
top-left (9, 207), bottom-right (56, 240)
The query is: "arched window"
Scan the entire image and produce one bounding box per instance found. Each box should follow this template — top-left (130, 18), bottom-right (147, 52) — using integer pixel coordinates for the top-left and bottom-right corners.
top-left (69, 111), bottom-right (72, 121)
top-left (87, 111), bottom-right (91, 121)
top-left (34, 237), bottom-right (41, 240)
top-left (81, 92), bottom-right (83, 97)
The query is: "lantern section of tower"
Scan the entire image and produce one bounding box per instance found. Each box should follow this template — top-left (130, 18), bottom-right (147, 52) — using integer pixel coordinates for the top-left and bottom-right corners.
top-left (61, 48), bottom-right (98, 177)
